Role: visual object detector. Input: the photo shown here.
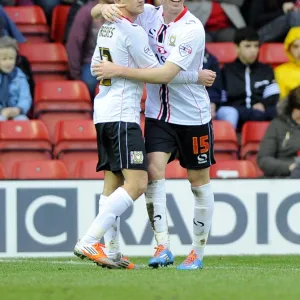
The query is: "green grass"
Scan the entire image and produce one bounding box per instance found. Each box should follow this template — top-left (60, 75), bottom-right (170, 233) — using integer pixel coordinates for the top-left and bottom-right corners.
top-left (0, 256), bottom-right (300, 300)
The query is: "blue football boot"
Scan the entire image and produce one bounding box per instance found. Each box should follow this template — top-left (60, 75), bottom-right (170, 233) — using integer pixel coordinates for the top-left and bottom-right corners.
top-left (176, 250), bottom-right (203, 270)
top-left (148, 245), bottom-right (175, 268)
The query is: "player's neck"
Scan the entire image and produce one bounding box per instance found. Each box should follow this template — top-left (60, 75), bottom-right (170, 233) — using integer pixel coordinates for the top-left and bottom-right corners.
top-left (163, 6), bottom-right (185, 24)
top-left (120, 9), bottom-right (137, 23)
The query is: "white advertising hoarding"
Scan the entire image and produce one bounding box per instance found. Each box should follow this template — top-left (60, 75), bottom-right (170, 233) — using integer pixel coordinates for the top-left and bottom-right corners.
top-left (0, 179), bottom-right (299, 257)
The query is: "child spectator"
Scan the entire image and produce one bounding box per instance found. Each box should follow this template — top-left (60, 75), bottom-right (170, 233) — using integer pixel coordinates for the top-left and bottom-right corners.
top-left (0, 36), bottom-right (32, 121)
top-left (257, 87), bottom-right (300, 177)
top-left (218, 27), bottom-right (280, 129)
top-left (275, 27), bottom-right (300, 100)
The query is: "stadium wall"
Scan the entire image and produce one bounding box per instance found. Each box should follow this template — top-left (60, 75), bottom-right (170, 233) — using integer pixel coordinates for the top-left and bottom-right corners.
top-left (0, 179), bottom-right (299, 257)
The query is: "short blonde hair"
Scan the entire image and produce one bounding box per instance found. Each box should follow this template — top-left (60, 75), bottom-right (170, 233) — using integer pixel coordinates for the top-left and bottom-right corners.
top-left (0, 36), bottom-right (18, 52)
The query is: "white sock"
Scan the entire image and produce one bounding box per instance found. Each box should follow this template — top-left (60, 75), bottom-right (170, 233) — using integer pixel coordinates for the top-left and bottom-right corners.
top-left (81, 187), bottom-right (133, 245)
top-left (145, 179), bottom-right (170, 248)
top-left (191, 183), bottom-right (214, 260)
top-left (99, 195), bottom-right (120, 258)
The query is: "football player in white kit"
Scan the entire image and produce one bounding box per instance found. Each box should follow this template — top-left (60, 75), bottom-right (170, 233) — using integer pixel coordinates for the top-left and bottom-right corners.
top-left (92, 0), bottom-right (216, 270)
top-left (74, 0), bottom-right (215, 269)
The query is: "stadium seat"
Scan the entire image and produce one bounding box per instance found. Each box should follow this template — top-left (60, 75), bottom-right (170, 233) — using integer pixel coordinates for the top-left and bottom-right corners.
top-left (0, 120), bottom-right (52, 177)
top-left (12, 160), bottom-right (69, 179)
top-left (18, 43), bottom-right (68, 82)
top-left (212, 120), bottom-right (239, 161)
top-left (0, 164), bottom-right (6, 179)
top-left (206, 43), bottom-right (237, 67)
top-left (165, 159), bottom-right (188, 179)
top-left (51, 5), bottom-right (70, 43)
top-left (241, 121), bottom-right (270, 159)
top-left (259, 43), bottom-right (288, 68)
top-left (34, 81), bottom-right (92, 142)
top-left (4, 6), bottom-right (49, 42)
top-left (72, 160), bottom-right (104, 179)
top-left (54, 120), bottom-right (98, 175)
top-left (210, 160), bottom-right (257, 178)
top-left (241, 121), bottom-right (270, 177)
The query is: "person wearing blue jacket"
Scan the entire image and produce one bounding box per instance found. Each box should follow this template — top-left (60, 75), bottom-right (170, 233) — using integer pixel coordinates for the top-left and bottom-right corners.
top-left (0, 36), bottom-right (32, 121)
top-left (203, 48), bottom-right (222, 119)
top-left (0, 6), bottom-right (26, 43)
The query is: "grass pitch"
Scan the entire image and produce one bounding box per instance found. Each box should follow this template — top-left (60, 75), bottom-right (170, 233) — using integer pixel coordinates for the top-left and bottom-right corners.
top-left (1, 256), bottom-right (300, 300)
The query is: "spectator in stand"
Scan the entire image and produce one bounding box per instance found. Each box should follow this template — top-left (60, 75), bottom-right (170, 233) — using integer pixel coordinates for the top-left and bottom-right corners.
top-left (66, 0), bottom-right (113, 100)
top-left (33, 0), bottom-right (60, 23)
top-left (275, 27), bottom-right (300, 100)
top-left (64, 0), bottom-right (91, 43)
top-left (240, 0), bottom-right (253, 25)
top-left (250, 0), bottom-right (300, 43)
top-left (257, 87), bottom-right (300, 178)
top-left (0, 6), bottom-right (26, 42)
top-left (203, 49), bottom-right (222, 119)
top-left (218, 27), bottom-right (280, 129)
top-left (185, 0), bottom-right (246, 42)
top-left (0, 36), bottom-right (32, 121)
top-left (0, 16), bottom-right (34, 96)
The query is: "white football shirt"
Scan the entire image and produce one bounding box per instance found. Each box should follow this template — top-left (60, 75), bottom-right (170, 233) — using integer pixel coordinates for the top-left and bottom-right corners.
top-left (136, 5), bottom-right (211, 125)
top-left (92, 17), bottom-right (158, 124)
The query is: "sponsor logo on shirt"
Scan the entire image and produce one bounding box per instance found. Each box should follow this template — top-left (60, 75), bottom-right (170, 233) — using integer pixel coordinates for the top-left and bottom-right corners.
top-left (254, 80), bottom-right (270, 89)
top-left (148, 28), bottom-right (156, 39)
top-left (157, 45), bottom-right (167, 54)
top-left (179, 43), bottom-right (192, 57)
top-left (197, 154), bottom-right (207, 164)
top-left (130, 151), bottom-right (144, 164)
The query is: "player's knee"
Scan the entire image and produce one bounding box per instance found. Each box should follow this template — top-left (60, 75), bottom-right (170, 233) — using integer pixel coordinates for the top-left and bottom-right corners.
top-left (136, 178), bottom-right (148, 197)
top-left (102, 186), bottom-right (118, 196)
top-left (188, 168), bottom-right (210, 187)
top-left (124, 171), bottom-right (148, 199)
top-left (148, 162), bottom-right (165, 180)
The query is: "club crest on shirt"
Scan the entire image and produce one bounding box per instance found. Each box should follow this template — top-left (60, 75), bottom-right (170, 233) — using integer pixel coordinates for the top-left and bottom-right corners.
top-left (168, 34), bottom-right (176, 46)
top-left (179, 43), bottom-right (192, 57)
top-left (130, 151), bottom-right (144, 164)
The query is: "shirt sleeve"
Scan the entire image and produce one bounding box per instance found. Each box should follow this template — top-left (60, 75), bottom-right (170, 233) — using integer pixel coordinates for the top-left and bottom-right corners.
top-left (135, 4), bottom-right (158, 29)
top-left (127, 26), bottom-right (159, 69)
top-left (167, 24), bottom-right (204, 71)
top-left (90, 45), bottom-right (101, 76)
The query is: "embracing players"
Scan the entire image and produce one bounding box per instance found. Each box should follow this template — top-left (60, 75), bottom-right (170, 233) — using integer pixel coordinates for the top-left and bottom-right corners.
top-left (74, 0), bottom-right (215, 270)
top-left (92, 0), bottom-right (216, 270)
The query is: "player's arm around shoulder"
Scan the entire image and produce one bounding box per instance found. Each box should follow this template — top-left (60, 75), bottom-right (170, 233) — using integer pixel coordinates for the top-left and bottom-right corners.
top-left (91, 2), bottom-right (125, 22)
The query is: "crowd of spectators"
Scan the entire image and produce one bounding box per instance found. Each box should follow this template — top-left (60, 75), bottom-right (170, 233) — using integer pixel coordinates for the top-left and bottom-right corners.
top-left (0, 0), bottom-right (299, 178)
